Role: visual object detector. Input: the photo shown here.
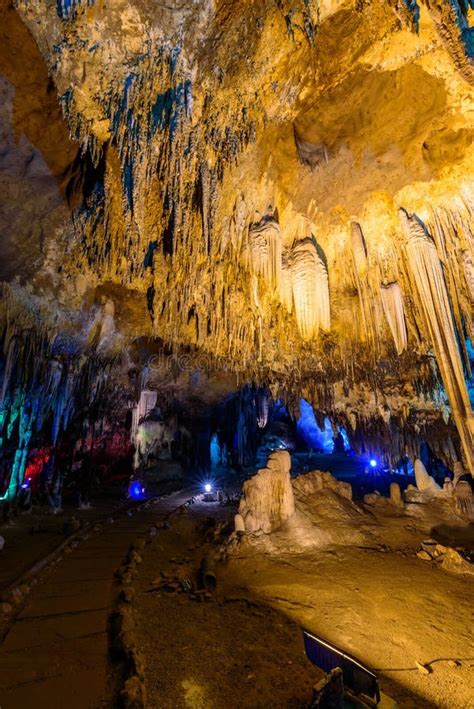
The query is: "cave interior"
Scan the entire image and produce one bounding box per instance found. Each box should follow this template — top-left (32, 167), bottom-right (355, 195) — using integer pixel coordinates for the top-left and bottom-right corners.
top-left (0, 1), bottom-right (474, 708)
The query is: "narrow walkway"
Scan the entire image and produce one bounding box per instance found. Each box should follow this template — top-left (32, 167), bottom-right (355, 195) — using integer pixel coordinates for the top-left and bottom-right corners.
top-left (0, 490), bottom-right (191, 709)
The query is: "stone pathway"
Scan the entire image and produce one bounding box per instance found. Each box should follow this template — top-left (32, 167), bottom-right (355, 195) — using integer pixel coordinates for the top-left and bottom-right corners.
top-left (0, 490), bottom-right (192, 709)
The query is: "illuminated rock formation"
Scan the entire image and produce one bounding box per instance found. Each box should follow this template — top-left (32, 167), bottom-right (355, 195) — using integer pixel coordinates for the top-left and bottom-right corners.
top-left (290, 237), bottom-right (330, 340)
top-left (401, 210), bottom-right (474, 473)
top-left (238, 450), bottom-right (294, 534)
top-left (414, 458), bottom-right (442, 493)
top-left (247, 216), bottom-right (282, 293)
top-left (1, 0), bottom-right (474, 497)
top-left (380, 283), bottom-right (408, 355)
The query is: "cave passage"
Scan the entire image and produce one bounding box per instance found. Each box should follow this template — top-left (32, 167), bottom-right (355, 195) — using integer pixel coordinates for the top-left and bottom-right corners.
top-left (1, 1), bottom-right (474, 708)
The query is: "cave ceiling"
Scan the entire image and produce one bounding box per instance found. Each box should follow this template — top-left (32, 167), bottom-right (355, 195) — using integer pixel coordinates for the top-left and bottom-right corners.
top-left (1, 0), bottom-right (474, 469)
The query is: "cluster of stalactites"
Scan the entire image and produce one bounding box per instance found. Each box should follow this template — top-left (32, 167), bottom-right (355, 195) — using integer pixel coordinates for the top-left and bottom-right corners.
top-left (400, 208), bottom-right (474, 472)
top-left (247, 216), bottom-right (282, 292)
top-left (0, 285), bottom-right (121, 499)
top-left (245, 216), bottom-right (330, 340)
top-left (388, 0), bottom-right (474, 84)
top-left (346, 200), bottom-right (474, 471)
top-left (290, 391), bottom-right (464, 476)
top-left (350, 220), bottom-right (408, 355)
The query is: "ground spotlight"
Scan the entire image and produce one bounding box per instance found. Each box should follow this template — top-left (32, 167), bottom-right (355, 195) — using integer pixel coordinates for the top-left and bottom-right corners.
top-left (369, 459), bottom-right (378, 468)
top-left (129, 480), bottom-right (146, 500)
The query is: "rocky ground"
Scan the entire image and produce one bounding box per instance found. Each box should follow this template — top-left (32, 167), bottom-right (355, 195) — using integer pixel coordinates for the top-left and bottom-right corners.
top-left (224, 544), bottom-right (474, 709)
top-left (132, 485), bottom-right (474, 709)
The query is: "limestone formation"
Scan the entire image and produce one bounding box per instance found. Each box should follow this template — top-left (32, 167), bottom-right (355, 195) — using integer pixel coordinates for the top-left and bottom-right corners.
top-left (238, 451), bottom-right (294, 534)
top-left (401, 210), bottom-right (474, 473)
top-left (292, 470), bottom-right (353, 502)
top-left (414, 459), bottom-right (441, 494)
top-left (351, 222), bottom-right (369, 278)
top-left (389, 482), bottom-right (404, 509)
top-left (247, 217), bottom-right (282, 293)
top-left (453, 481), bottom-right (474, 522)
top-left (134, 420), bottom-right (171, 469)
top-left (290, 237), bottom-right (330, 340)
top-left (255, 390), bottom-right (270, 429)
top-left (380, 283), bottom-right (408, 355)
top-left (233, 514), bottom-right (245, 534)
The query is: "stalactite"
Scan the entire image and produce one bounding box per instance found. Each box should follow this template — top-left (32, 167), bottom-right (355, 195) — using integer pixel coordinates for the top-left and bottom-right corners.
top-left (256, 389), bottom-right (270, 428)
top-left (400, 209), bottom-right (474, 473)
top-left (380, 282), bottom-right (408, 354)
top-left (350, 222), bottom-right (368, 278)
top-left (462, 249), bottom-right (474, 299)
top-left (430, 206), bottom-right (473, 367)
top-left (280, 249), bottom-right (293, 313)
top-left (247, 216), bottom-right (282, 292)
top-left (350, 222), bottom-right (379, 349)
top-left (290, 237), bottom-right (330, 340)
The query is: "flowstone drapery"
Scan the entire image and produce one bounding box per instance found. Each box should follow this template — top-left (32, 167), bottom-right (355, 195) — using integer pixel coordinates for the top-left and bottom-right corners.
top-left (290, 237), bottom-right (330, 340)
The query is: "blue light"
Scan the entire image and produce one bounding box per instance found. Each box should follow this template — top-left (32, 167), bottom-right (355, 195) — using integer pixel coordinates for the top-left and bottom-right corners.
top-left (129, 481), bottom-right (145, 500)
top-left (297, 400), bottom-right (334, 453)
top-left (204, 483), bottom-right (212, 493)
top-left (369, 459), bottom-right (377, 468)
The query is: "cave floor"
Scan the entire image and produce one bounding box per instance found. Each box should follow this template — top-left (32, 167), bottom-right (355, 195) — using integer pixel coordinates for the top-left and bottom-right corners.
top-left (0, 488), bottom-right (192, 709)
top-left (1, 490), bottom-right (472, 708)
top-left (0, 496), bottom-right (126, 591)
top-left (133, 502), bottom-right (322, 709)
top-left (224, 546), bottom-right (474, 709)
top-left (135, 501), bottom-right (473, 709)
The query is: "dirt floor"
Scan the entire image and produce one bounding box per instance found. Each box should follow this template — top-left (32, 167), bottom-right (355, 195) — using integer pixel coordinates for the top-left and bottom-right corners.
top-left (224, 546), bottom-right (474, 708)
top-left (134, 497), bottom-right (474, 709)
top-left (0, 499), bottom-right (123, 591)
top-left (134, 507), bottom-right (324, 708)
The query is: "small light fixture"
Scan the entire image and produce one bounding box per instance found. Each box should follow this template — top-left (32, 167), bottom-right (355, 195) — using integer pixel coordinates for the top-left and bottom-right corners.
top-left (204, 483), bottom-right (212, 493)
top-left (369, 459), bottom-right (377, 468)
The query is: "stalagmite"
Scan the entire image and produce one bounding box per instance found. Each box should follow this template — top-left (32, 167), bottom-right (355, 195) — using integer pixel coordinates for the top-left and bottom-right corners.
top-left (290, 237), bottom-right (330, 340)
top-left (255, 390), bottom-right (269, 428)
top-left (454, 481), bottom-right (474, 522)
top-left (380, 282), bottom-right (408, 354)
top-left (238, 450), bottom-right (294, 534)
top-left (389, 482), bottom-right (404, 508)
top-left (414, 458), bottom-right (441, 493)
top-left (401, 210), bottom-right (474, 474)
